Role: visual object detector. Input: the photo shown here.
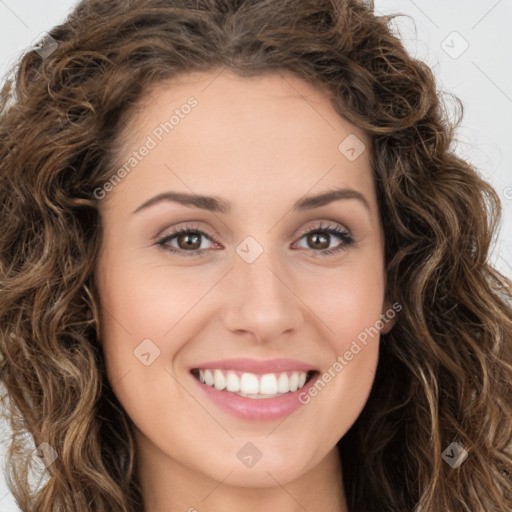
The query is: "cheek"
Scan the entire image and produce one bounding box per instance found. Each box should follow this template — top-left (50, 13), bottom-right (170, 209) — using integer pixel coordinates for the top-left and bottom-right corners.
top-left (98, 255), bottom-right (203, 342)
top-left (96, 262), bottom-right (195, 434)
top-left (300, 255), bottom-right (386, 344)
top-left (293, 256), bottom-right (384, 425)
top-left (96, 255), bottom-right (219, 409)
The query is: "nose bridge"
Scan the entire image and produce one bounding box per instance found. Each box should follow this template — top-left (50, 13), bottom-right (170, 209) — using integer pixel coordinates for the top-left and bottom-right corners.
top-left (220, 237), bottom-right (303, 340)
top-left (242, 249), bottom-right (284, 301)
top-left (237, 239), bottom-right (289, 310)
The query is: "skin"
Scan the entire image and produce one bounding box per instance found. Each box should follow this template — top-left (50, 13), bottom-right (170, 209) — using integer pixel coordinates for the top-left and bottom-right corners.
top-left (94, 69), bottom-right (395, 512)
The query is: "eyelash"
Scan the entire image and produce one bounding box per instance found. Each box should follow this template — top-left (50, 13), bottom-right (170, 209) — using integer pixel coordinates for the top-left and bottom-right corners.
top-left (155, 221), bottom-right (355, 258)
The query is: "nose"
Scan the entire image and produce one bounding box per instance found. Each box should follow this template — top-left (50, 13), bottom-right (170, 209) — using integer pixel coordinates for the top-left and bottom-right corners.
top-left (220, 243), bottom-right (304, 343)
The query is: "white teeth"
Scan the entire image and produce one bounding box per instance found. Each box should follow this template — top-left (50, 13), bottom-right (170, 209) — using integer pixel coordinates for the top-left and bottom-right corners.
top-left (226, 370), bottom-right (240, 392)
top-left (213, 369), bottom-right (226, 390)
top-left (203, 369), bottom-right (214, 386)
top-left (196, 369), bottom-right (310, 397)
top-left (259, 373), bottom-right (278, 395)
top-left (277, 372), bottom-right (289, 393)
top-left (240, 373), bottom-right (259, 394)
top-left (289, 372), bottom-right (299, 392)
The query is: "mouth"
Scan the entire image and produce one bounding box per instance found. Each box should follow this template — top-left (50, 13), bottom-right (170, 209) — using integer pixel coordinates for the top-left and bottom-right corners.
top-left (190, 368), bottom-right (319, 399)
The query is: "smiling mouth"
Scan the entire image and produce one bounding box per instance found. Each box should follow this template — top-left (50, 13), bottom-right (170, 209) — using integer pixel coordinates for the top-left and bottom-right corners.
top-left (190, 368), bottom-right (319, 399)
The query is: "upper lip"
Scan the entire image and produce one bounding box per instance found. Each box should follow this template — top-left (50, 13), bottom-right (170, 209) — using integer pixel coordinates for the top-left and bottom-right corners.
top-left (190, 357), bottom-right (318, 374)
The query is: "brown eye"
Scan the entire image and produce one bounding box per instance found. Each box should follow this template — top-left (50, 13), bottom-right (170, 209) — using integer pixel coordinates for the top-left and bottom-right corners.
top-left (155, 221), bottom-right (355, 258)
top-left (176, 231), bottom-right (202, 250)
top-left (305, 231), bottom-right (330, 250)
top-left (294, 222), bottom-right (354, 255)
top-left (156, 226), bottom-right (217, 256)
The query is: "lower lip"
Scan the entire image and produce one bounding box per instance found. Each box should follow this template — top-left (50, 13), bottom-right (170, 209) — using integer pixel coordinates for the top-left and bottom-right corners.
top-left (190, 372), bottom-right (320, 421)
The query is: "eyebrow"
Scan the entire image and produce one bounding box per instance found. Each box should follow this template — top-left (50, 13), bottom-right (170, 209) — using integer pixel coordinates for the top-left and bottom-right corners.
top-left (131, 187), bottom-right (372, 215)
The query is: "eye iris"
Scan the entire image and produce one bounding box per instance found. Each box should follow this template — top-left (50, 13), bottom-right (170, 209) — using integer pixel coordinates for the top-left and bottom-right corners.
top-left (165, 226), bottom-right (345, 253)
top-left (178, 232), bottom-right (201, 250)
top-left (308, 232), bottom-right (329, 250)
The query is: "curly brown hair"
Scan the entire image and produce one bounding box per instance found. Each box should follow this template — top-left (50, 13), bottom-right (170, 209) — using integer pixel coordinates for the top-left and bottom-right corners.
top-left (1, 0), bottom-right (511, 510)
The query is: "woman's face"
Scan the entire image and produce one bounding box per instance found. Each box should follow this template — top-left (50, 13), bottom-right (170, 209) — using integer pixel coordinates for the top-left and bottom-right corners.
top-left (95, 70), bottom-right (394, 489)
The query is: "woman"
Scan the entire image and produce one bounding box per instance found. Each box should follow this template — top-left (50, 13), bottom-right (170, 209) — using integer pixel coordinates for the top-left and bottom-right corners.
top-left (0, 0), bottom-right (511, 511)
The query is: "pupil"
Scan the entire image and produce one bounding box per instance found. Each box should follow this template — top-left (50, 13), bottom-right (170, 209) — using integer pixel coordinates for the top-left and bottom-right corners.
top-left (181, 233), bottom-right (200, 250)
top-left (309, 232), bottom-right (328, 249)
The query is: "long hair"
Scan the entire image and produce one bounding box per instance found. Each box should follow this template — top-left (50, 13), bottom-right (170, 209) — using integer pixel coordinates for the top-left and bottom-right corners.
top-left (1, 0), bottom-right (511, 510)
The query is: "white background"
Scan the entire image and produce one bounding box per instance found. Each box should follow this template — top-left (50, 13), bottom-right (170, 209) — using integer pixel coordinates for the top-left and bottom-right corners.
top-left (1, 0), bottom-right (511, 510)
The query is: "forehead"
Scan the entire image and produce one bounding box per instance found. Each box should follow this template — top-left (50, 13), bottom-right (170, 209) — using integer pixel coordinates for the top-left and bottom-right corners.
top-left (104, 70), bottom-right (376, 215)
top-left (115, 69), bottom-right (369, 159)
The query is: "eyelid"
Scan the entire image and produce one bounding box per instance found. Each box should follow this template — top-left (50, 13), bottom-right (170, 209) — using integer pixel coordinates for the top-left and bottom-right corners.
top-left (154, 221), bottom-right (220, 244)
top-left (294, 219), bottom-right (351, 238)
top-left (154, 219), bottom-right (355, 257)
top-left (155, 219), bottom-right (351, 244)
